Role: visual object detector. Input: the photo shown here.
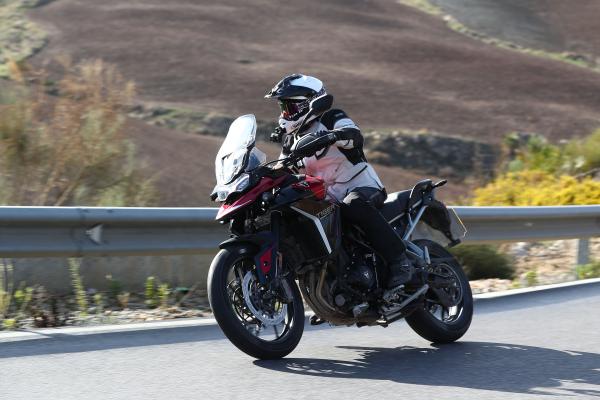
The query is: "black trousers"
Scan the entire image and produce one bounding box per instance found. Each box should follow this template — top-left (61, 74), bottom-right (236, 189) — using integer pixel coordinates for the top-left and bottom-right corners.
top-left (340, 187), bottom-right (406, 262)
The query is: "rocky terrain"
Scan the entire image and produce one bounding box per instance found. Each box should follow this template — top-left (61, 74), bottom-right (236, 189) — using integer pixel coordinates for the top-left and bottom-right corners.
top-left (470, 238), bottom-right (600, 294)
top-left (130, 104), bottom-right (498, 180)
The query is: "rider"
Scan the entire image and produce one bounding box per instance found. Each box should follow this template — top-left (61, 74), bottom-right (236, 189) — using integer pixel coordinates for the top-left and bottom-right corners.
top-left (265, 74), bottom-right (413, 288)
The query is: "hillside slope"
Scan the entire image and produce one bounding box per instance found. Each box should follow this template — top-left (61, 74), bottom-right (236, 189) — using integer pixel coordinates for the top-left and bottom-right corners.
top-left (27, 0), bottom-right (600, 141)
top-left (430, 0), bottom-right (600, 59)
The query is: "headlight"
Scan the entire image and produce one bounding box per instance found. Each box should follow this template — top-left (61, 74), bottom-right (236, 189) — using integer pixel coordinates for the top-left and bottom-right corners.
top-left (214, 173), bottom-right (251, 202)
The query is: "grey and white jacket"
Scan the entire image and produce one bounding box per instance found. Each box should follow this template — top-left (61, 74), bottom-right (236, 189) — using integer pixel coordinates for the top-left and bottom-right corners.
top-left (280, 109), bottom-right (384, 202)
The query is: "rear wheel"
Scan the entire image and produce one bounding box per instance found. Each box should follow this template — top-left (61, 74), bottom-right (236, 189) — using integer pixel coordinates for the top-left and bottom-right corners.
top-left (207, 246), bottom-right (305, 359)
top-left (405, 239), bottom-right (473, 343)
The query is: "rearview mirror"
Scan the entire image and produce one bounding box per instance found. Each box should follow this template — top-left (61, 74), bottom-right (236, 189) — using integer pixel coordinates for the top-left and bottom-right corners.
top-left (309, 94), bottom-right (334, 115)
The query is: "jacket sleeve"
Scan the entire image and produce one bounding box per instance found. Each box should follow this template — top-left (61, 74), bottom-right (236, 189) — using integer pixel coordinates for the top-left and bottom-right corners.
top-left (320, 109), bottom-right (364, 150)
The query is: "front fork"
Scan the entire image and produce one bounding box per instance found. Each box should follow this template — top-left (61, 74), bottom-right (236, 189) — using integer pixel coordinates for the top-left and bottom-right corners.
top-left (253, 211), bottom-right (282, 280)
top-left (252, 211), bottom-right (295, 303)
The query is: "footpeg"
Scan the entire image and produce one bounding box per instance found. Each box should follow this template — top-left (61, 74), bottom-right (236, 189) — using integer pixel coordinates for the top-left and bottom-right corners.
top-left (381, 284), bottom-right (429, 320)
top-left (382, 285), bottom-right (405, 303)
top-left (310, 315), bottom-right (327, 326)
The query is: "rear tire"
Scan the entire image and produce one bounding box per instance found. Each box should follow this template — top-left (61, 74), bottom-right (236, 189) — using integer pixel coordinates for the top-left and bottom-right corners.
top-left (207, 246), bottom-right (305, 359)
top-left (405, 240), bottom-right (473, 343)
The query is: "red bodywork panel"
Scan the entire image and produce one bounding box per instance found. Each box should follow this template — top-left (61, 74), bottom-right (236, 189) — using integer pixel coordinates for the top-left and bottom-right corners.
top-left (259, 247), bottom-right (272, 274)
top-left (292, 175), bottom-right (326, 200)
top-left (216, 176), bottom-right (287, 220)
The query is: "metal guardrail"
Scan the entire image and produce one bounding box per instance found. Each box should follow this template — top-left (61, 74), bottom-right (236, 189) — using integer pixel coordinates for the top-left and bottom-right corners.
top-left (0, 207), bottom-right (224, 257)
top-left (453, 205), bottom-right (600, 244)
top-left (0, 204), bottom-right (598, 259)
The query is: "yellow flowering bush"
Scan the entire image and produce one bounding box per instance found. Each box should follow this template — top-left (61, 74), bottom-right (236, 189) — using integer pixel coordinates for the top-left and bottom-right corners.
top-left (473, 170), bottom-right (600, 206)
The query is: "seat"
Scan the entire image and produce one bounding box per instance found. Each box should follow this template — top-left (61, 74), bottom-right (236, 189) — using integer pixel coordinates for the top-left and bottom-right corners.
top-left (380, 190), bottom-right (410, 222)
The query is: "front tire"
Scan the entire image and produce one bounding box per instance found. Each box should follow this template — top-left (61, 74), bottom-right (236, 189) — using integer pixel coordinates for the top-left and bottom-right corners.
top-left (405, 239), bottom-right (473, 343)
top-left (207, 246), bottom-right (305, 359)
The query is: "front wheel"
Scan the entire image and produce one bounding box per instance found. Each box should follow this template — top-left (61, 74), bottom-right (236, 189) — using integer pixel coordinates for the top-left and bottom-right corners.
top-left (207, 246), bottom-right (305, 359)
top-left (405, 239), bottom-right (473, 343)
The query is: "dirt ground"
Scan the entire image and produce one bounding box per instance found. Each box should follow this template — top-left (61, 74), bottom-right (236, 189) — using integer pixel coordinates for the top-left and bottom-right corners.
top-left (26, 0), bottom-right (600, 142)
top-left (529, 1), bottom-right (600, 59)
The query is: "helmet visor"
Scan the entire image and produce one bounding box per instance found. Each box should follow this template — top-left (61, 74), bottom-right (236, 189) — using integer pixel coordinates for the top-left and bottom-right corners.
top-left (278, 99), bottom-right (307, 120)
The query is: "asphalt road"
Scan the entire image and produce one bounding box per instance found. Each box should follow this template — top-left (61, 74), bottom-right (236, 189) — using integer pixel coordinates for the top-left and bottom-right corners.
top-left (1, 283), bottom-right (599, 400)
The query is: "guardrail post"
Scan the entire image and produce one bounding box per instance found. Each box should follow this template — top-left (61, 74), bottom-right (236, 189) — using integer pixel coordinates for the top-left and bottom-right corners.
top-left (577, 238), bottom-right (590, 267)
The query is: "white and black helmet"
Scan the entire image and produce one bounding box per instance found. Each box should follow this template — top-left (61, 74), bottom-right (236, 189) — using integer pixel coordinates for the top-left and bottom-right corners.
top-left (265, 74), bottom-right (328, 134)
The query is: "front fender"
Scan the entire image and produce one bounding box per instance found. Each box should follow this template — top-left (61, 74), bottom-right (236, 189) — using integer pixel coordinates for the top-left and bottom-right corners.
top-left (219, 232), bottom-right (274, 251)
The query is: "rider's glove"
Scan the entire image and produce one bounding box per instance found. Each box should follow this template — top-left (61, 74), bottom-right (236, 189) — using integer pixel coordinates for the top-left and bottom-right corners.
top-left (314, 130), bottom-right (339, 144)
top-left (270, 126), bottom-right (285, 143)
top-left (291, 131), bottom-right (340, 158)
top-left (326, 131), bottom-right (339, 144)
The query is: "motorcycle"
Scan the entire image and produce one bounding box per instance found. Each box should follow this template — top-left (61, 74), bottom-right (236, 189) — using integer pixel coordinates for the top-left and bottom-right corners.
top-left (208, 95), bottom-right (472, 359)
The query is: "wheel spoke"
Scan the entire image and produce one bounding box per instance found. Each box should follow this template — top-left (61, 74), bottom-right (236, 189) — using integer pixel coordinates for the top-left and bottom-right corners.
top-left (427, 262), bottom-right (465, 323)
top-left (225, 258), bottom-right (294, 343)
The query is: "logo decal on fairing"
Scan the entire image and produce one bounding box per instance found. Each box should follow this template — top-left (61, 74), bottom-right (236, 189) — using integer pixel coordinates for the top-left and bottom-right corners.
top-left (317, 205), bottom-right (335, 219)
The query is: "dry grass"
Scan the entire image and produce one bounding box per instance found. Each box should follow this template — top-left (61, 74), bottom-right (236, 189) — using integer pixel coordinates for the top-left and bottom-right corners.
top-left (0, 0), bottom-right (46, 77)
top-left (0, 59), bottom-right (157, 206)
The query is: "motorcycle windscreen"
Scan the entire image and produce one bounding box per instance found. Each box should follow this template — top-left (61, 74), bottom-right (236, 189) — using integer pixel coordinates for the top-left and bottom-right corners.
top-left (215, 114), bottom-right (258, 185)
top-left (411, 207), bottom-right (467, 247)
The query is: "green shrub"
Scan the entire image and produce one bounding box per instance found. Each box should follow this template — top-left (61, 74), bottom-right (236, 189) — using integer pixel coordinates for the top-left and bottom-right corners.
top-left (105, 274), bottom-right (122, 301)
top-left (2, 318), bottom-right (16, 330)
top-left (13, 285), bottom-right (33, 317)
top-left (450, 244), bottom-right (515, 280)
top-left (524, 270), bottom-right (538, 287)
top-left (145, 276), bottom-right (157, 308)
top-left (564, 129), bottom-right (600, 174)
top-left (158, 283), bottom-right (170, 309)
top-left (69, 258), bottom-right (88, 316)
top-left (576, 261), bottom-right (600, 280)
top-left (0, 260), bottom-right (14, 319)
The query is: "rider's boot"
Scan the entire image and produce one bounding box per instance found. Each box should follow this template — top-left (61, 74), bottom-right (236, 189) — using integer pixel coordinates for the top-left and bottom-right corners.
top-left (386, 252), bottom-right (415, 289)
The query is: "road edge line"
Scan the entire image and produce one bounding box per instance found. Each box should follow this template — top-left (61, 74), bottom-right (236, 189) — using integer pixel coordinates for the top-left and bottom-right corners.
top-left (2, 278), bottom-right (599, 341)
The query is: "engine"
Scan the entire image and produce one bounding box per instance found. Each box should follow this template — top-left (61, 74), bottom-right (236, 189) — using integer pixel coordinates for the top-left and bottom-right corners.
top-left (346, 251), bottom-right (377, 291)
top-left (330, 248), bottom-right (381, 313)
top-left (297, 244), bottom-right (384, 326)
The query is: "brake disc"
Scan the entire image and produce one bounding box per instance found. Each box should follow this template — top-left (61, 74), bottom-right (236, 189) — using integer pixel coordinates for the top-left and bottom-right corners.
top-left (241, 271), bottom-right (287, 326)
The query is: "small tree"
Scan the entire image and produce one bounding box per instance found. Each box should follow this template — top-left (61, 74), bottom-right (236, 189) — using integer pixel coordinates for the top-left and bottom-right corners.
top-left (0, 59), bottom-right (156, 206)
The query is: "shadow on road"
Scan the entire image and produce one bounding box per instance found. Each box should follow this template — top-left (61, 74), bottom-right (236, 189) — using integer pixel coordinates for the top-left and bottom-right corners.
top-left (255, 342), bottom-right (600, 396)
top-left (0, 316), bottom-right (334, 358)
